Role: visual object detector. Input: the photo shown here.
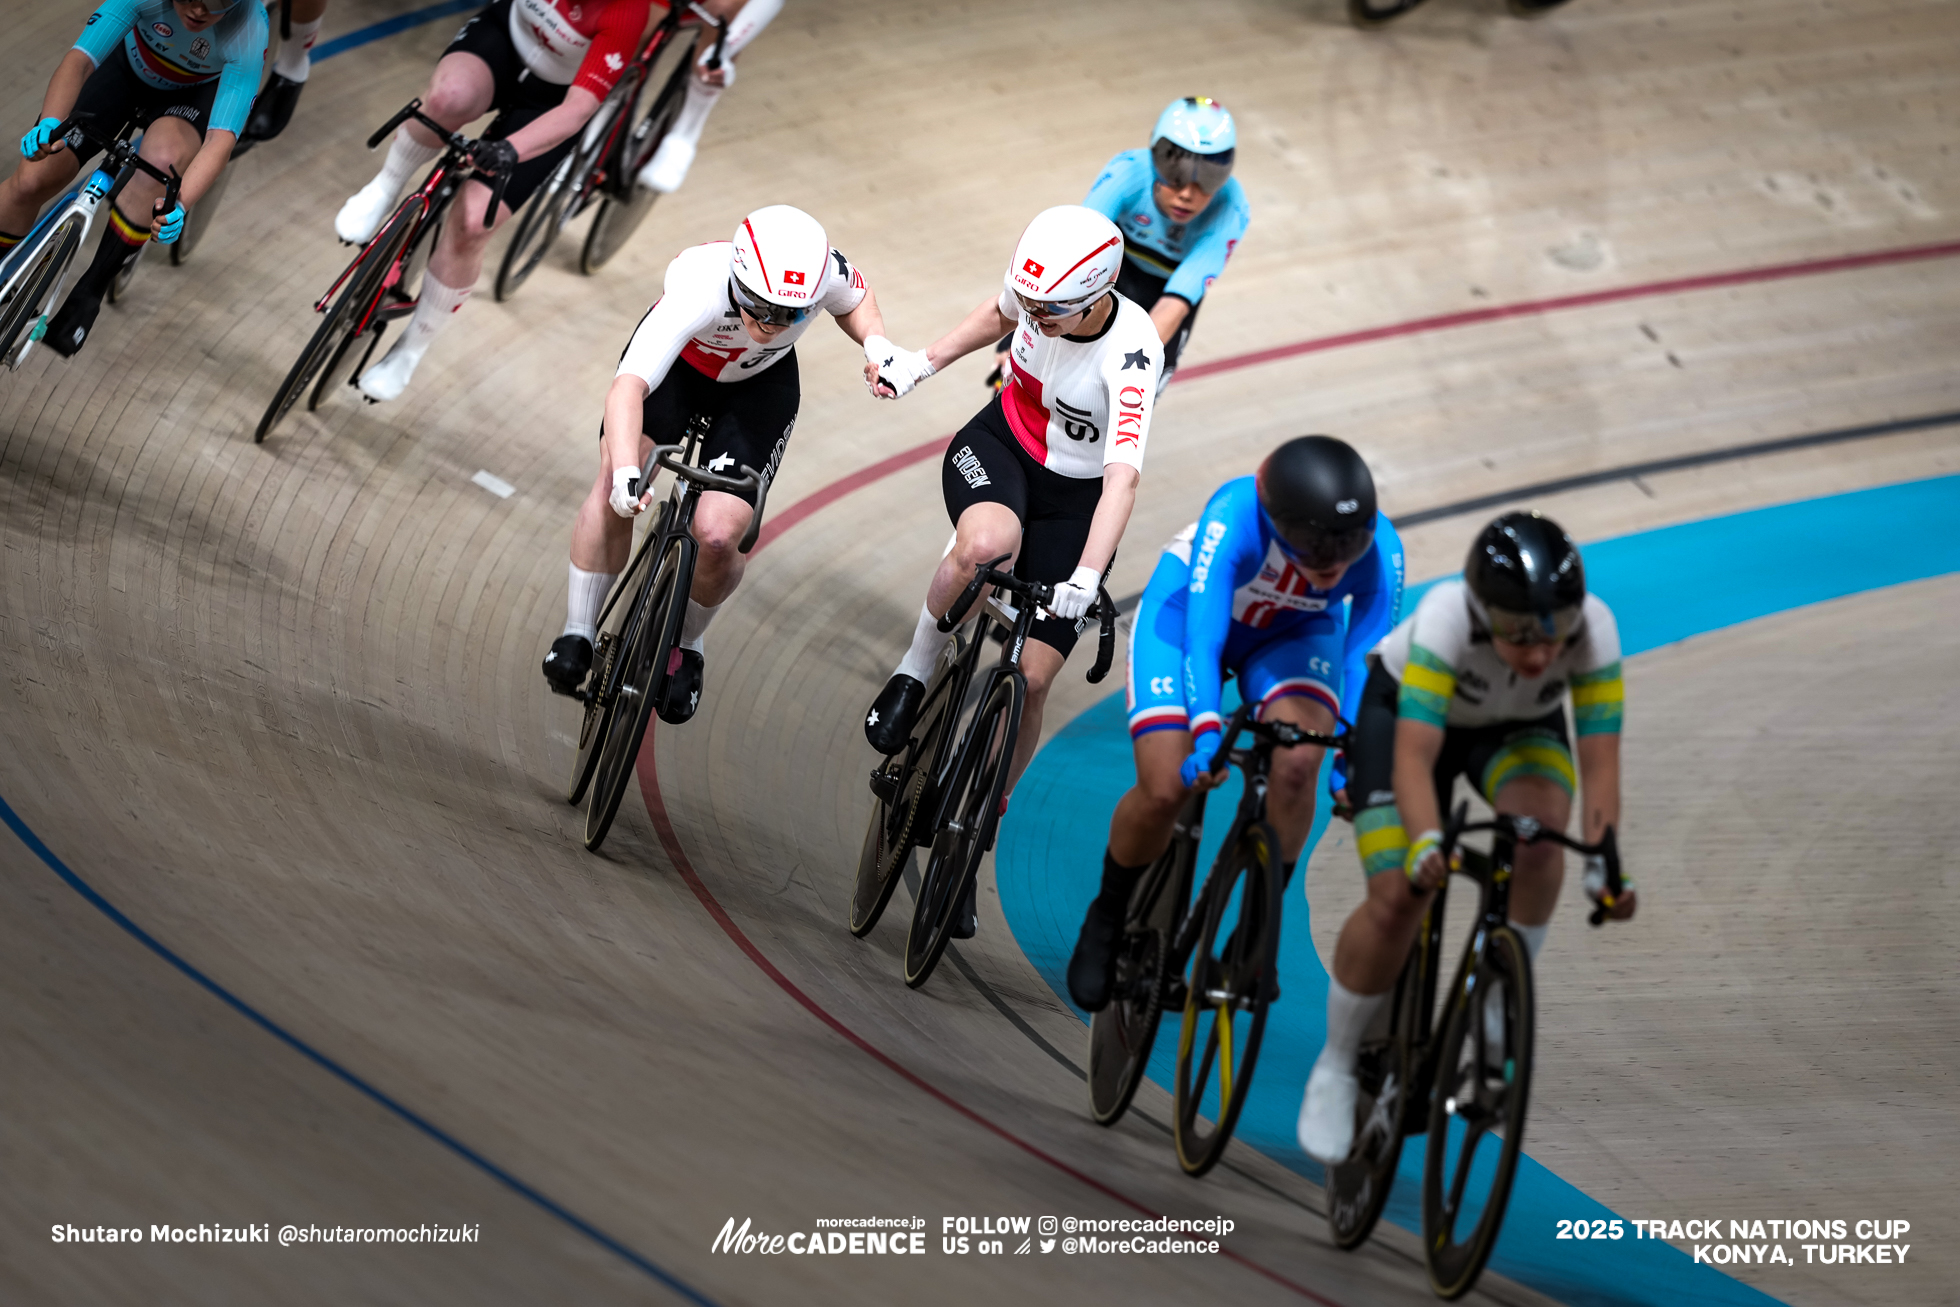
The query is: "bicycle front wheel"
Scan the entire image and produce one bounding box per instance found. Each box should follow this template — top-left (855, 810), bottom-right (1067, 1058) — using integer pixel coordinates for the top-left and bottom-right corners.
top-left (0, 214), bottom-right (84, 368)
top-left (1088, 840), bottom-right (1188, 1125)
top-left (902, 673), bottom-right (1021, 989)
top-left (583, 531), bottom-right (690, 851)
top-left (1173, 822), bottom-right (1281, 1176)
top-left (256, 205), bottom-right (416, 441)
top-left (1423, 924), bottom-right (1534, 1299)
top-left (565, 525), bottom-right (661, 804)
top-left (493, 149), bottom-right (580, 301)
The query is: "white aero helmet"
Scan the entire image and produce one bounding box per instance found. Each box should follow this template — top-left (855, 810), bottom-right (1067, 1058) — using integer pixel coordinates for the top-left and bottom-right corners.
top-left (730, 204), bottom-right (830, 324)
top-left (1005, 205), bottom-right (1124, 320)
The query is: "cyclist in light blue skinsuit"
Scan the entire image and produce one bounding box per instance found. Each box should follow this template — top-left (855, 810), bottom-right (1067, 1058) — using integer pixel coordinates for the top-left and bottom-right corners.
top-left (1065, 437), bottom-right (1404, 1011)
top-left (0, 0), bottom-right (264, 357)
top-left (990, 97), bottom-right (1249, 395)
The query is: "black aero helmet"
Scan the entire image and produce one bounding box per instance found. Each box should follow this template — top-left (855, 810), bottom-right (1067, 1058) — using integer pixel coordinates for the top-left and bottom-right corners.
top-left (1464, 511), bottom-right (1587, 645)
top-left (1255, 435), bottom-right (1378, 570)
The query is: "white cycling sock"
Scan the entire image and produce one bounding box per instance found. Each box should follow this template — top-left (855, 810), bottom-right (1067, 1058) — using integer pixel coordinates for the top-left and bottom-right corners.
top-left (274, 18), bottom-right (323, 82)
top-left (394, 271), bottom-right (470, 361)
top-left (1512, 920), bottom-right (1548, 963)
top-left (681, 599), bottom-right (720, 652)
top-left (563, 564), bottom-right (614, 642)
top-left (375, 129), bottom-right (441, 196)
top-left (666, 75), bottom-right (722, 151)
top-left (894, 601), bottom-right (951, 684)
top-left (1314, 976), bottom-right (1391, 1078)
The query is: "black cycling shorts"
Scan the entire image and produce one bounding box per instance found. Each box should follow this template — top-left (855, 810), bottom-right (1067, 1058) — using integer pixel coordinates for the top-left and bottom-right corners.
top-left (1345, 660), bottom-right (1572, 875)
top-left (629, 350), bottom-right (800, 508)
top-left (941, 393), bottom-right (1108, 657)
top-left (68, 50), bottom-right (217, 164)
top-left (1116, 260), bottom-right (1197, 377)
top-left (442, 0), bottom-right (579, 212)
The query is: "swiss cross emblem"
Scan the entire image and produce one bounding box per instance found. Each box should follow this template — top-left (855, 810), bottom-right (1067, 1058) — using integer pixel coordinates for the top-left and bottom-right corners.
top-left (783, 270), bottom-right (805, 285)
top-left (1022, 258), bottom-right (1044, 277)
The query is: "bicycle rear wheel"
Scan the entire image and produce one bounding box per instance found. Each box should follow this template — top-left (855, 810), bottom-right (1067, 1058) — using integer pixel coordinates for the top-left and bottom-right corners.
top-left (1326, 934), bottom-right (1425, 1249)
top-left (1349, 0), bottom-right (1433, 26)
top-left (1423, 924), bottom-right (1534, 1299)
top-left (0, 214), bottom-right (84, 369)
top-left (1173, 822), bottom-right (1281, 1176)
top-left (580, 65), bottom-right (683, 274)
top-left (583, 531), bottom-right (690, 851)
top-left (256, 205), bottom-right (416, 441)
top-left (1088, 840), bottom-right (1188, 1125)
top-left (902, 673), bottom-right (1021, 989)
top-left (851, 641), bottom-right (962, 937)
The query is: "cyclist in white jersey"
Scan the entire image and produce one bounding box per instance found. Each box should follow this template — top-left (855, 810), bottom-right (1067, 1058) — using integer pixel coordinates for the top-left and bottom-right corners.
top-left (858, 205), bottom-right (1162, 937)
top-left (541, 205), bottom-right (894, 721)
top-left (1297, 512), bottom-right (1636, 1164)
top-left (634, 0), bottom-right (782, 194)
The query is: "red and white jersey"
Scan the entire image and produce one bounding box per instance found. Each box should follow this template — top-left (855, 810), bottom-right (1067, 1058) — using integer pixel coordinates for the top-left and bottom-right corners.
top-left (617, 241), bottom-right (868, 387)
top-left (508, 0), bottom-right (650, 97)
top-left (996, 290), bottom-right (1161, 479)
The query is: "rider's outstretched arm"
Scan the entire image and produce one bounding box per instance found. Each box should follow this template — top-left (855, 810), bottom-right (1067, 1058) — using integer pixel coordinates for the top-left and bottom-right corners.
top-left (1574, 732), bottom-right (1620, 846)
top-left (924, 294), bottom-right (1017, 373)
top-left (30, 51), bottom-right (95, 145)
top-left (833, 282), bottom-right (888, 347)
top-left (1076, 464), bottom-right (1139, 579)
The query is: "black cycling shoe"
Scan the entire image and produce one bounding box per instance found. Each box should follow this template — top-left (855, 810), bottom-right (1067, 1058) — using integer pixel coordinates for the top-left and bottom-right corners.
top-left (950, 876), bottom-right (979, 940)
top-left (44, 288), bottom-right (105, 358)
top-left (541, 633), bottom-right (592, 697)
top-left (656, 646), bottom-right (704, 725)
top-left (1066, 895), bottom-right (1124, 1011)
top-left (864, 673), bottom-right (924, 754)
top-left (242, 72), bottom-right (305, 143)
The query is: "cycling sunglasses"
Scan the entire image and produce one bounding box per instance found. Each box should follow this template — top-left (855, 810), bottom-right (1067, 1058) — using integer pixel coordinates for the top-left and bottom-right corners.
top-left (1151, 140), bottom-right (1235, 194)
top-left (1483, 604), bottom-right (1585, 647)
top-left (1013, 288), bottom-right (1104, 322)
top-left (729, 277), bottom-right (814, 327)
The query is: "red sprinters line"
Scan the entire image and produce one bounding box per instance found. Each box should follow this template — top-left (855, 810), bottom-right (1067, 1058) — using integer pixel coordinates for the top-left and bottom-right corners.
top-left (1174, 237), bottom-right (1960, 384)
top-left (633, 740), bottom-right (1343, 1305)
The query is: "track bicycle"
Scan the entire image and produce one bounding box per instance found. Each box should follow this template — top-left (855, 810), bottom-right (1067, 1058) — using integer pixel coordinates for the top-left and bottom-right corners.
top-left (1350, 0), bottom-right (1573, 29)
top-left (562, 413), bottom-right (769, 852)
top-left (1325, 801), bottom-right (1624, 1300)
top-left (254, 100), bottom-right (514, 442)
top-left (1085, 700), bottom-right (1344, 1177)
top-left (494, 1), bottom-right (727, 299)
top-left (851, 558), bottom-right (1117, 990)
top-left (0, 116), bottom-right (179, 371)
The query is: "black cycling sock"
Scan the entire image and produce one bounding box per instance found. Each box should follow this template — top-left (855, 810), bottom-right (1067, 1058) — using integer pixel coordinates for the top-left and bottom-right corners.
top-left (71, 204), bottom-right (149, 299)
top-left (1095, 848), bottom-right (1149, 914)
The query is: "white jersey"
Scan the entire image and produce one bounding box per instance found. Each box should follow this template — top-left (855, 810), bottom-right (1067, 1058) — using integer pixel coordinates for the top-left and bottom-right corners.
top-left (995, 290), bottom-right (1161, 479)
top-left (1372, 581), bottom-right (1624, 730)
top-left (616, 241), bottom-right (868, 387)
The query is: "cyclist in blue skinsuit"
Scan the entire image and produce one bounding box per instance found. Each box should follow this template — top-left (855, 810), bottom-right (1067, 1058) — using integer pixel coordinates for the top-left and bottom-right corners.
top-left (0, 0), bottom-right (265, 357)
top-left (1066, 437), bottom-right (1404, 1010)
top-left (992, 96), bottom-right (1249, 394)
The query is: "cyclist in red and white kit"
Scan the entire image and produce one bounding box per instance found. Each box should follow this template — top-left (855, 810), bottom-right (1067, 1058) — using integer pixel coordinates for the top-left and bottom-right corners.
top-left (541, 205), bottom-right (895, 720)
top-left (859, 205), bottom-right (1163, 935)
top-left (331, 0), bottom-right (655, 402)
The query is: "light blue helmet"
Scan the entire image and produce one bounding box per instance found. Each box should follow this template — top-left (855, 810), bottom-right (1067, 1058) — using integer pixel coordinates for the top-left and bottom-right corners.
top-left (1153, 96), bottom-right (1236, 154)
top-left (1150, 97), bottom-right (1236, 191)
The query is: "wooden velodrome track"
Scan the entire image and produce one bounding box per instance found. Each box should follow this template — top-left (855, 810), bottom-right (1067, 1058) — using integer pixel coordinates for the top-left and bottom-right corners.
top-left (4, 0), bottom-right (1957, 1303)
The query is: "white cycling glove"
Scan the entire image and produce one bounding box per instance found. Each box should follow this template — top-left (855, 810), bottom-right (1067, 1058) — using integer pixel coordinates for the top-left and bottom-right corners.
top-left (610, 466), bottom-right (647, 518)
top-left (1046, 565), bottom-right (1101, 622)
top-left (863, 335), bottom-right (934, 399)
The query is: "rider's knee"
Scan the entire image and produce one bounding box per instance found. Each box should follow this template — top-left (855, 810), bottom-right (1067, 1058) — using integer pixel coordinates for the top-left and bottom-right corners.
top-left (954, 531), bottom-right (1014, 575)
top-left (1136, 766), bottom-right (1187, 816)
top-left (1269, 744), bottom-right (1324, 798)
